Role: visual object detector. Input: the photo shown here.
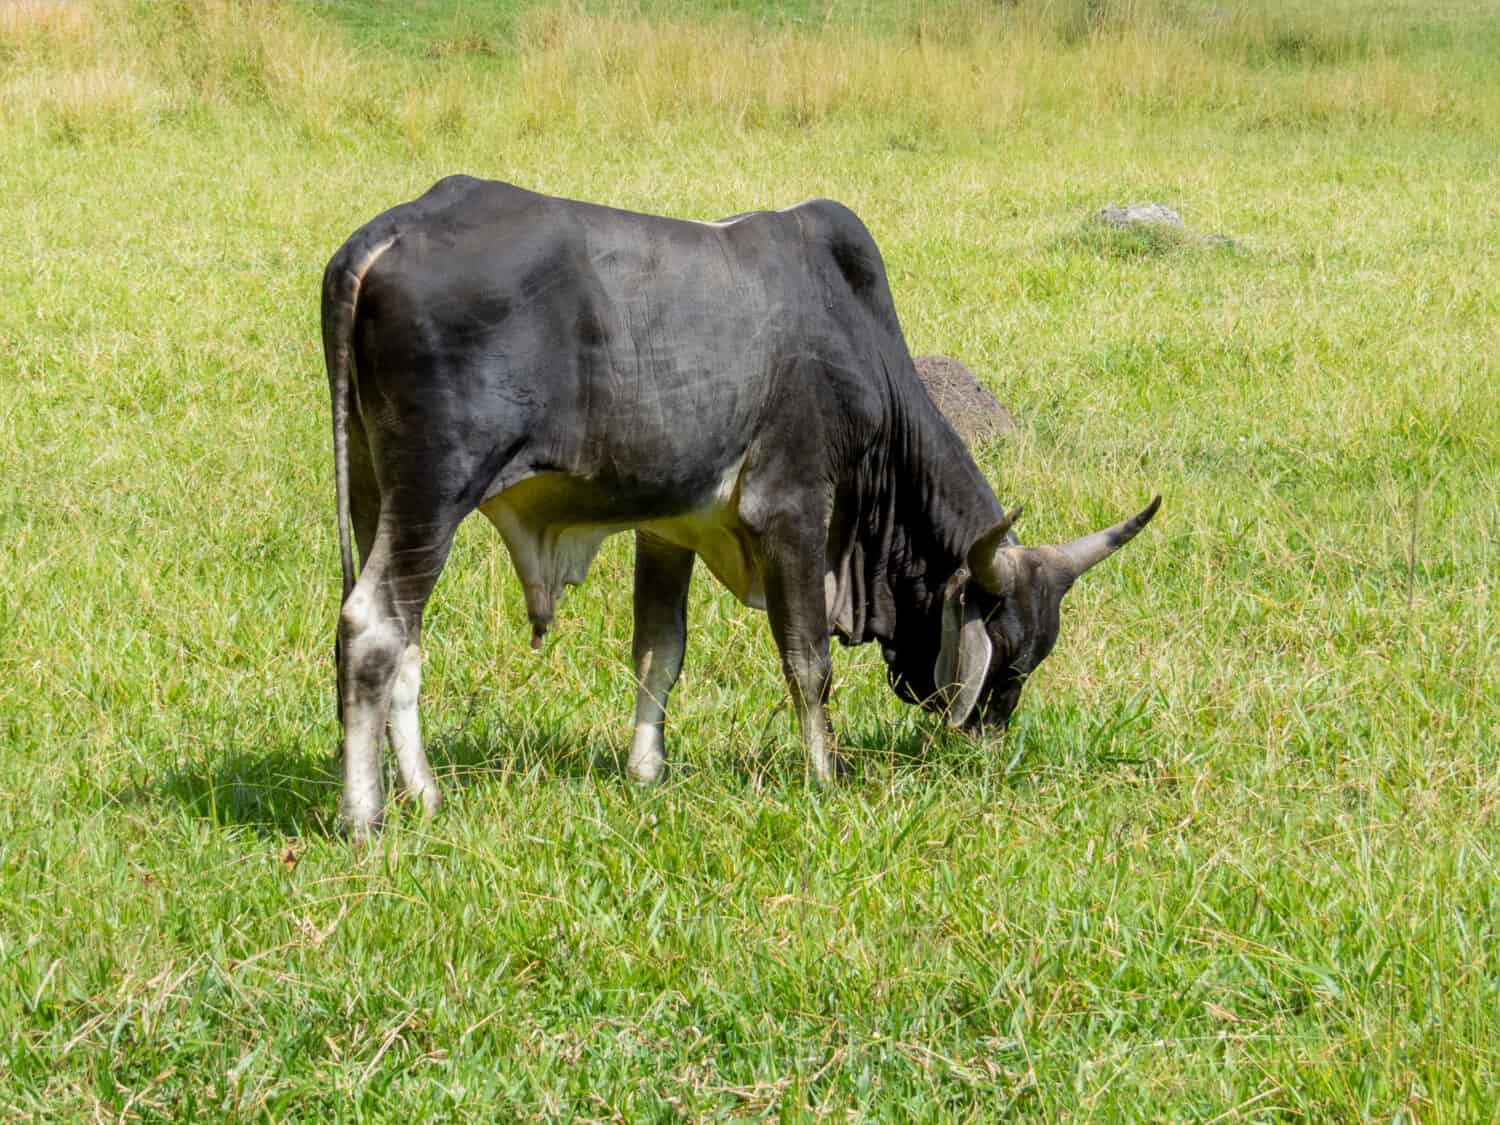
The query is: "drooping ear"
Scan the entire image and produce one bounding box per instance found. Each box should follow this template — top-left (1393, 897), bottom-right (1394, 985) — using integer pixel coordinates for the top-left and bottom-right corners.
top-left (934, 572), bottom-right (994, 727)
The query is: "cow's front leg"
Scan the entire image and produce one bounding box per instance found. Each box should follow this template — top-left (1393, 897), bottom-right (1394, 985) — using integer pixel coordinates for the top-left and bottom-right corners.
top-left (760, 533), bottom-right (847, 783)
top-left (627, 532), bottom-right (695, 784)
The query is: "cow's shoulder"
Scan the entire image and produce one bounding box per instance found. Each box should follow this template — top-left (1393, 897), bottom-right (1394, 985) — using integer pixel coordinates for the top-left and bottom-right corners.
top-left (411, 175), bottom-right (544, 215)
top-left (782, 198), bottom-right (891, 301)
top-left (783, 197), bottom-right (874, 242)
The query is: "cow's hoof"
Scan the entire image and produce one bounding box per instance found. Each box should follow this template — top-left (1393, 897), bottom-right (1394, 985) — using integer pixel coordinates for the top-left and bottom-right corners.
top-left (339, 796), bottom-right (385, 840)
top-left (339, 813), bottom-right (384, 841)
top-left (811, 751), bottom-right (851, 784)
top-left (627, 730), bottom-right (667, 785)
top-left (396, 784), bottom-right (444, 816)
top-left (627, 755), bottom-right (667, 786)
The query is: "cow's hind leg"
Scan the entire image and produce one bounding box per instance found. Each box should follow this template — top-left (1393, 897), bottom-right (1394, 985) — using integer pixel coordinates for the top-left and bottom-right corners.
top-left (338, 517), bottom-right (457, 835)
top-left (347, 411), bottom-right (448, 814)
top-left (628, 532), bottom-right (695, 784)
top-left (334, 424), bottom-right (382, 725)
top-left (387, 626), bottom-right (440, 813)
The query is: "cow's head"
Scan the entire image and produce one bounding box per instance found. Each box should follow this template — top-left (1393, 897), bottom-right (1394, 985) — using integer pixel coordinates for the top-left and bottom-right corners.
top-left (885, 495), bottom-right (1160, 731)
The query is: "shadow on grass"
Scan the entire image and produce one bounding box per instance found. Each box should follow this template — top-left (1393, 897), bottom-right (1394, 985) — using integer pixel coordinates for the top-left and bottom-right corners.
top-left (703, 702), bottom-right (1002, 785)
top-left (840, 693), bottom-right (1165, 782)
top-left (119, 718), bottom-right (624, 838)
top-left (841, 719), bottom-right (1002, 778)
top-left (120, 696), bottom-right (1160, 835)
top-left (428, 716), bottom-right (620, 793)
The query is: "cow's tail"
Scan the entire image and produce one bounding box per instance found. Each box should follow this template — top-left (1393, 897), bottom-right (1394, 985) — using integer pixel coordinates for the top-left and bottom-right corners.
top-left (321, 235), bottom-right (394, 607)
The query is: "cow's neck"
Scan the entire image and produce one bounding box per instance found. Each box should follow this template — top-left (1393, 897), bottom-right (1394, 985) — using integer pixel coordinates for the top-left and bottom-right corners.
top-left (890, 380), bottom-right (1005, 602)
top-left (835, 368), bottom-right (1006, 646)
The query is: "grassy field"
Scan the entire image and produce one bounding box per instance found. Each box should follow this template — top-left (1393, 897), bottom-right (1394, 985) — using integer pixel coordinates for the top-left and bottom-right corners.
top-left (2, 0), bottom-right (1497, 1117)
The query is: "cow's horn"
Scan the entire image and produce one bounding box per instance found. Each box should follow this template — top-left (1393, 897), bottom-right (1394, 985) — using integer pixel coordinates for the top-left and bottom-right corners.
top-left (966, 504), bottom-right (1023, 596)
top-left (1054, 495), bottom-right (1162, 579)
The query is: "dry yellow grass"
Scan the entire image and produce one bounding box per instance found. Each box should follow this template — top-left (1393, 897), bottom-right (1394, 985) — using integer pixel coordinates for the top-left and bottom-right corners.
top-left (0, 0), bottom-right (92, 45)
top-left (510, 8), bottom-right (1472, 139)
top-left (0, 0), bottom-right (359, 136)
top-left (3, 0), bottom-right (1482, 142)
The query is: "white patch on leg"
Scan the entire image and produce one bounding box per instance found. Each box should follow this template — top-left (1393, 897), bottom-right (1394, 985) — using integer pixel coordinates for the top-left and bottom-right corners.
top-left (785, 651), bottom-right (842, 783)
top-left (340, 725), bottom-right (385, 835)
top-left (802, 704), bottom-right (837, 783)
top-left (388, 643), bottom-right (442, 814)
top-left (628, 723), bottom-right (666, 784)
top-left (339, 679), bottom-right (388, 836)
top-left (628, 648), bottom-right (670, 784)
top-left (338, 582), bottom-right (397, 835)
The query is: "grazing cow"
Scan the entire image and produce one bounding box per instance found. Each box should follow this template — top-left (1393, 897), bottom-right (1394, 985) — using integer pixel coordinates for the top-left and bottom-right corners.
top-left (323, 176), bottom-right (1159, 834)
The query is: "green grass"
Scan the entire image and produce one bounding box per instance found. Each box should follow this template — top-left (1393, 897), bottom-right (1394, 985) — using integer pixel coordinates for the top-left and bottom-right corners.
top-left (1, 0), bottom-right (1497, 1117)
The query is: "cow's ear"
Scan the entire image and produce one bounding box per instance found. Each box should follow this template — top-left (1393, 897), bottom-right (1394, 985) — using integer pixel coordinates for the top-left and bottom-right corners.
top-left (935, 573), bottom-right (993, 727)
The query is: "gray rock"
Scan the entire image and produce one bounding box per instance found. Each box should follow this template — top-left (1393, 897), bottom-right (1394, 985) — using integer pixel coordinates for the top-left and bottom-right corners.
top-left (912, 355), bottom-right (1015, 447)
top-left (1095, 202), bottom-right (1185, 229)
top-left (1090, 203), bottom-right (1237, 250)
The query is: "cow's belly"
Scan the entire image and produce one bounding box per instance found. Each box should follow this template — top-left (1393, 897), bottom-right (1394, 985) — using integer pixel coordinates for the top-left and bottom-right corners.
top-left (642, 509), bottom-right (765, 611)
top-left (479, 459), bottom-right (767, 620)
top-left (639, 455), bottom-right (764, 609)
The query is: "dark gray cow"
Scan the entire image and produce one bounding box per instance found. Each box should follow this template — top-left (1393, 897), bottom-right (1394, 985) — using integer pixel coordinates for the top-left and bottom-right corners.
top-left (323, 177), bottom-right (1158, 834)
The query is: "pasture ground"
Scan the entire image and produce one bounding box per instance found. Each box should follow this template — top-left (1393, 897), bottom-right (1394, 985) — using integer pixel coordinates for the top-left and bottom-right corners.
top-left (1, 0), bottom-right (1496, 1117)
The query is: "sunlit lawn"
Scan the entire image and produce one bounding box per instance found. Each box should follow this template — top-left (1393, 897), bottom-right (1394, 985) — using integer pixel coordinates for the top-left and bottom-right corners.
top-left (0, 0), bottom-right (1496, 1116)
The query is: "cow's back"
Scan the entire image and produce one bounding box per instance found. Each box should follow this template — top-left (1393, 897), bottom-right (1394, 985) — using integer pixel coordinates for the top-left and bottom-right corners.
top-left (341, 180), bottom-right (904, 520)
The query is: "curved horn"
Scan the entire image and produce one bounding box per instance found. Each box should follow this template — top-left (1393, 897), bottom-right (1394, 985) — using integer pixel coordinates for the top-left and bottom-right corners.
top-left (966, 504), bottom-right (1024, 595)
top-left (1055, 494), bottom-right (1162, 580)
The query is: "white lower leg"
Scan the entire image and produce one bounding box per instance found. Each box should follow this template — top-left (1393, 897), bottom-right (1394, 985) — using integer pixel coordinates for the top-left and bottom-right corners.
top-left (388, 643), bottom-right (441, 814)
top-left (628, 649), bottom-right (672, 784)
top-left (628, 724), bottom-right (666, 784)
top-left (800, 702), bottom-right (839, 783)
top-left (340, 709), bottom-right (386, 834)
top-left (338, 586), bottom-right (399, 836)
top-left (787, 651), bottom-right (842, 783)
